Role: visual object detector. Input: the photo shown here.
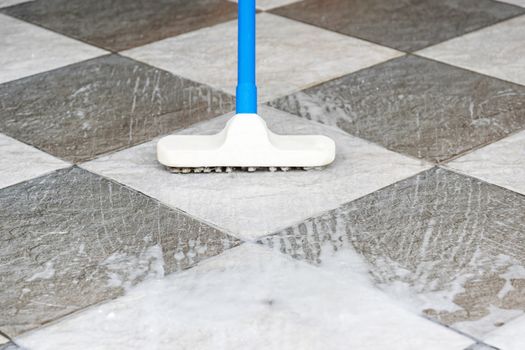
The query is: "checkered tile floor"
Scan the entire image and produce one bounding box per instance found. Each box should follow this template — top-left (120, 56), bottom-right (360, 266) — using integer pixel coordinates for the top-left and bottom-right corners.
top-left (1, 0), bottom-right (525, 349)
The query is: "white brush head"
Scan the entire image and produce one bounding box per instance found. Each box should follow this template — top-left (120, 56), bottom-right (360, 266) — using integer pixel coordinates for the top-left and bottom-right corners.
top-left (157, 114), bottom-right (336, 168)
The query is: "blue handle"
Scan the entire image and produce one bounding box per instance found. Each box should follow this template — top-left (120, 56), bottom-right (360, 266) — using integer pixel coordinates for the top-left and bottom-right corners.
top-left (236, 0), bottom-right (257, 114)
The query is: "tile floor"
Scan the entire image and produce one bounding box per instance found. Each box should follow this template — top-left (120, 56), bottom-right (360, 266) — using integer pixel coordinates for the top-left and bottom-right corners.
top-left (1, 0), bottom-right (525, 349)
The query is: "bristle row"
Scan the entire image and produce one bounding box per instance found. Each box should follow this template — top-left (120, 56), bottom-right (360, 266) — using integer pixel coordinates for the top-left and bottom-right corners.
top-left (167, 166), bottom-right (324, 173)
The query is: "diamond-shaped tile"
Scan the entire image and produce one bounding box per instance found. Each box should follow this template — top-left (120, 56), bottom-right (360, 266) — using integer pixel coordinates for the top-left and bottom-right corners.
top-left (261, 167), bottom-right (525, 337)
top-left (0, 14), bottom-right (105, 84)
top-left (447, 130), bottom-right (525, 196)
top-left (124, 13), bottom-right (402, 102)
top-left (0, 133), bottom-right (69, 190)
top-left (0, 54), bottom-right (235, 163)
top-left (271, 0), bottom-right (524, 51)
top-left (418, 15), bottom-right (525, 87)
top-left (13, 244), bottom-right (472, 350)
top-left (1, 0), bottom-right (238, 51)
top-left (0, 167), bottom-right (239, 337)
top-left (82, 106), bottom-right (430, 240)
top-left (268, 55), bottom-right (525, 163)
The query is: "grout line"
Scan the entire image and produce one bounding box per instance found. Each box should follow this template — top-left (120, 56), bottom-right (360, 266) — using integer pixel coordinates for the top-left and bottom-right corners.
top-left (440, 165), bottom-right (525, 199)
top-left (439, 126), bottom-right (525, 165)
top-left (0, 11), bottom-right (112, 52)
top-left (411, 52), bottom-right (525, 89)
top-left (256, 165), bottom-right (436, 241)
top-left (76, 165), bottom-right (245, 241)
top-left (422, 316), bottom-right (500, 349)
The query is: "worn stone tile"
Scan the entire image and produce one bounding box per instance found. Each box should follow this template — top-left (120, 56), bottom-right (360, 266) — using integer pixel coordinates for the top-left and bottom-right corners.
top-left (418, 15), bottom-right (525, 87)
top-left (261, 167), bottom-right (525, 338)
top-left (268, 55), bottom-right (525, 163)
top-left (0, 133), bottom-right (69, 190)
top-left (482, 315), bottom-right (525, 350)
top-left (0, 54), bottom-right (235, 163)
top-left (0, 14), bottom-right (105, 84)
top-left (228, 0), bottom-right (302, 10)
top-left (82, 106), bottom-right (430, 240)
top-left (123, 13), bottom-right (402, 103)
top-left (1, 0), bottom-right (238, 51)
top-left (12, 245), bottom-right (472, 350)
top-left (0, 167), bottom-right (240, 337)
top-left (447, 130), bottom-right (525, 196)
top-left (271, 0), bottom-right (524, 52)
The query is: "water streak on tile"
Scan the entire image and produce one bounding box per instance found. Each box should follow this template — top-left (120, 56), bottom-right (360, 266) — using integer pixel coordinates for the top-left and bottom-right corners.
top-left (0, 133), bottom-right (69, 189)
top-left (268, 55), bottom-right (525, 163)
top-left (418, 15), bottom-right (525, 87)
top-left (271, 0), bottom-right (524, 51)
top-left (0, 14), bottom-right (105, 84)
top-left (82, 106), bottom-right (430, 240)
top-left (123, 13), bottom-right (402, 102)
top-left (261, 167), bottom-right (525, 337)
top-left (0, 167), bottom-right (239, 337)
top-left (13, 245), bottom-right (471, 350)
top-left (2, 0), bottom-right (238, 51)
top-left (447, 130), bottom-right (525, 196)
top-left (0, 54), bottom-right (235, 163)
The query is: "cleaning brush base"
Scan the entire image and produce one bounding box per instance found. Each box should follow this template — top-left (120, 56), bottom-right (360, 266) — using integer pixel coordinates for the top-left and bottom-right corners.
top-left (157, 114), bottom-right (336, 169)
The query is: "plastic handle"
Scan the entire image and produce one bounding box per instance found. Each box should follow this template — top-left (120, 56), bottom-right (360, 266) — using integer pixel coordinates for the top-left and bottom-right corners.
top-left (235, 0), bottom-right (257, 114)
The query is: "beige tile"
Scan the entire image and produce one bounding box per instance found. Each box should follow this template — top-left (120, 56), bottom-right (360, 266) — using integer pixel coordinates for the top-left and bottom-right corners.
top-left (447, 130), bottom-right (525, 196)
top-left (123, 13), bottom-right (402, 103)
top-left (0, 133), bottom-right (69, 189)
top-left (0, 14), bottom-right (106, 84)
top-left (418, 15), bottom-right (525, 86)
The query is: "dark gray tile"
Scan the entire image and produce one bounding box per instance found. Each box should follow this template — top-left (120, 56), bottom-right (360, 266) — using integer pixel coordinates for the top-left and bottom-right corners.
top-left (268, 55), bottom-right (525, 163)
top-left (2, 0), bottom-right (238, 51)
top-left (0, 167), bottom-right (240, 337)
top-left (271, 0), bottom-right (524, 51)
top-left (0, 54), bottom-right (235, 163)
top-left (261, 167), bottom-right (525, 336)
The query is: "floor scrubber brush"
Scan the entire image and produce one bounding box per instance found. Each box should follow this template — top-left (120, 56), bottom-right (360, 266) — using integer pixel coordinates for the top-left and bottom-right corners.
top-left (157, 0), bottom-right (336, 173)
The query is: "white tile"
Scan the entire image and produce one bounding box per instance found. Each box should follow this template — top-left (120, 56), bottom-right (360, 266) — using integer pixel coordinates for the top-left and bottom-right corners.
top-left (228, 0), bottom-right (302, 10)
top-left (15, 244), bottom-right (472, 350)
top-left (82, 106), bottom-right (430, 240)
top-left (0, 14), bottom-right (106, 84)
top-left (498, 0), bottom-right (525, 7)
top-left (418, 15), bottom-right (525, 86)
top-left (0, 133), bottom-right (69, 189)
top-left (0, 0), bottom-right (32, 7)
top-left (482, 315), bottom-right (525, 350)
top-left (123, 13), bottom-right (402, 103)
top-left (447, 130), bottom-right (525, 196)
